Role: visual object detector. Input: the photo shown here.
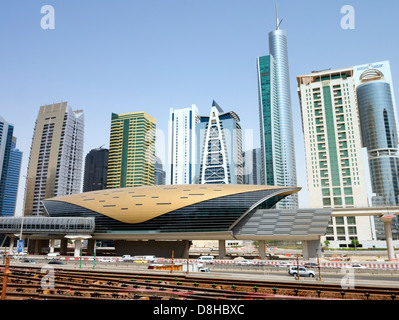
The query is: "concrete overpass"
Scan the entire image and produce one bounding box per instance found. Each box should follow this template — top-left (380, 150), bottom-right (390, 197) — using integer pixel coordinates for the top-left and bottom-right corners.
top-left (332, 207), bottom-right (399, 260)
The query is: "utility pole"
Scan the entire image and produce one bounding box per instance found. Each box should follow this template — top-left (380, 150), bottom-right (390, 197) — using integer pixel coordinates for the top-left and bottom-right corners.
top-left (171, 250), bottom-right (174, 274)
top-left (186, 243), bottom-right (190, 274)
top-left (1, 255), bottom-right (11, 300)
top-left (19, 175), bottom-right (35, 257)
top-left (296, 254), bottom-right (300, 280)
top-left (317, 254), bottom-right (322, 281)
top-left (93, 241), bottom-right (97, 270)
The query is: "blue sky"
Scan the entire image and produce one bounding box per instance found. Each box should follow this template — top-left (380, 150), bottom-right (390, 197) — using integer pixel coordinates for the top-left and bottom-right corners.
top-left (1, 0), bottom-right (399, 214)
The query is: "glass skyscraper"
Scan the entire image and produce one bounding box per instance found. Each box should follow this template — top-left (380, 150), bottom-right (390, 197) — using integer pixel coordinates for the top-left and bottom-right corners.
top-left (83, 147), bottom-right (109, 192)
top-left (257, 22), bottom-right (298, 208)
top-left (355, 61), bottom-right (399, 239)
top-left (0, 117), bottom-right (22, 216)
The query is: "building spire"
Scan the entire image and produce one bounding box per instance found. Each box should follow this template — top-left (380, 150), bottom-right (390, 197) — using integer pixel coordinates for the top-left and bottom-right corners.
top-left (276, 3), bottom-right (282, 30)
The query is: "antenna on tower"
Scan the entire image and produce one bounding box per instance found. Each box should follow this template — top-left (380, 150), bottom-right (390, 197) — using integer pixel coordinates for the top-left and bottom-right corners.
top-left (276, 3), bottom-right (283, 30)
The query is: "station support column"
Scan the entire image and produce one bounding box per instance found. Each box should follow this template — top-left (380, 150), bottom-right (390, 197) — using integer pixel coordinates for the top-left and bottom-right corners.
top-left (60, 239), bottom-right (68, 255)
top-left (380, 215), bottom-right (396, 261)
top-left (258, 240), bottom-right (266, 259)
top-left (302, 239), bottom-right (321, 260)
top-left (74, 239), bottom-right (82, 258)
top-left (87, 239), bottom-right (96, 256)
top-left (49, 239), bottom-right (56, 253)
top-left (8, 236), bottom-right (15, 254)
top-left (218, 240), bottom-right (226, 259)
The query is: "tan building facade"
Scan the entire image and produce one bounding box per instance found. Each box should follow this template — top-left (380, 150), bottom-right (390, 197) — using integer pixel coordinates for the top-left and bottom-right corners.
top-left (24, 102), bottom-right (84, 216)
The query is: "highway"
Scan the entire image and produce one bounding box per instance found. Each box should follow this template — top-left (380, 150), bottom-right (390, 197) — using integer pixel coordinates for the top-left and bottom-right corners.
top-left (8, 255), bottom-right (399, 289)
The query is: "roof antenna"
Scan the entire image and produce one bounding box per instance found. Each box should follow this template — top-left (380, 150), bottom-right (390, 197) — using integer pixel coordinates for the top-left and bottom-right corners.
top-left (276, 3), bottom-right (283, 30)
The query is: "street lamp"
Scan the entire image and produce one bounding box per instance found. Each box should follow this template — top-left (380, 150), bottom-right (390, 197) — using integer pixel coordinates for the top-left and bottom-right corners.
top-left (18, 175), bottom-right (35, 255)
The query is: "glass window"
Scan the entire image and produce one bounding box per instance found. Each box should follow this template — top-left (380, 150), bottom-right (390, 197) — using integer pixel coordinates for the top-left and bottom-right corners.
top-left (323, 198), bottom-right (331, 206)
top-left (347, 216), bottom-right (356, 225)
top-left (333, 188), bottom-right (341, 196)
top-left (345, 197), bottom-right (354, 205)
top-left (336, 227), bottom-right (345, 235)
top-left (322, 188), bottom-right (330, 196)
top-left (348, 227), bottom-right (357, 235)
top-left (344, 187), bottom-right (352, 195)
top-left (335, 217), bottom-right (344, 225)
top-left (334, 197), bottom-right (342, 205)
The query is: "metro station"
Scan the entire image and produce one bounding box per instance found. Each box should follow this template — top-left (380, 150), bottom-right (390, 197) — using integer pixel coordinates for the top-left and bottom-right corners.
top-left (0, 184), bottom-right (333, 260)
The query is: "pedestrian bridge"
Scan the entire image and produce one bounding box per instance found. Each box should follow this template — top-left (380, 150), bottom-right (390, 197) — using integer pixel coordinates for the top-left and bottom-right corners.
top-left (0, 216), bottom-right (95, 235)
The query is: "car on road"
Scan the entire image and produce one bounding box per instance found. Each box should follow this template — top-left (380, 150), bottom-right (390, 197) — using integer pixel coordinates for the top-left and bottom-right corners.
top-left (304, 263), bottom-right (318, 268)
top-left (236, 259), bottom-right (254, 266)
top-left (278, 261), bottom-right (294, 267)
top-left (21, 259), bottom-right (36, 264)
top-left (288, 266), bottom-right (315, 277)
top-left (351, 264), bottom-right (366, 269)
top-left (48, 261), bottom-right (64, 265)
top-left (197, 256), bottom-right (215, 264)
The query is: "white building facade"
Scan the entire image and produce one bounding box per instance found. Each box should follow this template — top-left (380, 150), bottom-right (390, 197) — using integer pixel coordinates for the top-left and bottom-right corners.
top-left (168, 105), bottom-right (200, 184)
top-left (297, 68), bottom-right (374, 248)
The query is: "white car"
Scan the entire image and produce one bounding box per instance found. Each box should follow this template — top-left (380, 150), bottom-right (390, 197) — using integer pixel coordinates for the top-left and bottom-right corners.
top-left (278, 261), bottom-right (293, 267)
top-left (288, 266), bottom-right (315, 277)
top-left (236, 259), bottom-right (254, 266)
top-left (351, 264), bottom-right (366, 269)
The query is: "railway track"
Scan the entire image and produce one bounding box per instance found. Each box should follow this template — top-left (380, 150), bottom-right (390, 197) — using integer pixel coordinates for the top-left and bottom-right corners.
top-left (1, 264), bottom-right (399, 300)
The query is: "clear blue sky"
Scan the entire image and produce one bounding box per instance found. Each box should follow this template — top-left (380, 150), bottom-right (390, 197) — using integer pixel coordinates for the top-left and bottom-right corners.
top-left (1, 0), bottom-right (399, 215)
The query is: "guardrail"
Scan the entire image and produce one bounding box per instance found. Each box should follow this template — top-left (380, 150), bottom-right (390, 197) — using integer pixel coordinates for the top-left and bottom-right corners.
top-left (56, 256), bottom-right (399, 270)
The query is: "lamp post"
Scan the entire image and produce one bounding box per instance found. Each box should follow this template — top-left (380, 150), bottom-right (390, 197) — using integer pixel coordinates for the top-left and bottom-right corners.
top-left (18, 175), bottom-right (35, 256)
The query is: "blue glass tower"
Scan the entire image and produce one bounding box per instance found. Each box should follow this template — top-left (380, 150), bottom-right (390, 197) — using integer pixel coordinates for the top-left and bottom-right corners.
top-left (356, 62), bottom-right (399, 238)
top-left (257, 10), bottom-right (298, 208)
top-left (0, 117), bottom-right (22, 216)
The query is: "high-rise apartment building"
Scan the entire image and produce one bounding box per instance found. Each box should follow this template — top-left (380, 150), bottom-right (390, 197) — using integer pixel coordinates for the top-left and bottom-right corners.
top-left (197, 101), bottom-right (243, 184)
top-left (24, 102), bottom-right (84, 216)
top-left (107, 112), bottom-right (156, 188)
top-left (0, 117), bottom-right (22, 216)
top-left (243, 148), bottom-right (261, 185)
top-left (168, 105), bottom-right (200, 184)
top-left (354, 61), bottom-right (399, 239)
top-left (297, 68), bottom-right (373, 247)
top-left (83, 147), bottom-right (109, 192)
top-left (257, 16), bottom-right (298, 208)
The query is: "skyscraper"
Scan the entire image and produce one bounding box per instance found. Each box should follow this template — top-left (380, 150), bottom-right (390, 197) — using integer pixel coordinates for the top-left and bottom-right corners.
top-left (168, 105), bottom-right (200, 184)
top-left (107, 112), bottom-right (156, 188)
top-left (243, 148), bottom-right (261, 185)
top-left (24, 102), bottom-right (84, 216)
top-left (297, 67), bottom-right (373, 247)
top-left (155, 156), bottom-right (166, 185)
top-left (83, 147), bottom-right (109, 192)
top-left (257, 10), bottom-right (297, 208)
top-left (197, 101), bottom-right (243, 184)
top-left (0, 117), bottom-right (22, 216)
top-left (354, 61), bottom-right (399, 239)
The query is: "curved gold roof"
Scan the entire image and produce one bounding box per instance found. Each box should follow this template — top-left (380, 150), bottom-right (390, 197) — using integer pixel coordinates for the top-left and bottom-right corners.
top-left (44, 184), bottom-right (300, 224)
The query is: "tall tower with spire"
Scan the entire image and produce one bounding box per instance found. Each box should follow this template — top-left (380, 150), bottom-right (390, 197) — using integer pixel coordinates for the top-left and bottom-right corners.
top-left (257, 5), bottom-right (298, 208)
top-left (197, 101), bottom-right (243, 184)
